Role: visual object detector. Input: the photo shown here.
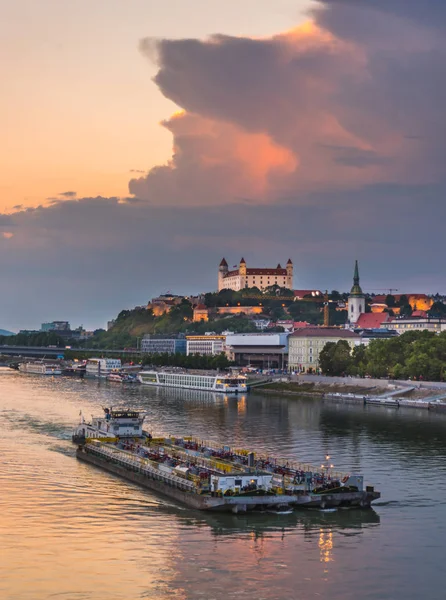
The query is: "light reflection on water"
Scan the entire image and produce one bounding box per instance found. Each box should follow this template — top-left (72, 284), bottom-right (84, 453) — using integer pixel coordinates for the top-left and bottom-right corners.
top-left (1, 369), bottom-right (446, 599)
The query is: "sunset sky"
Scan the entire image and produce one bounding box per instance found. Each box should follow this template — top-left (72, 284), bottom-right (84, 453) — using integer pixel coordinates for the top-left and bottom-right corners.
top-left (1, 0), bottom-right (446, 331)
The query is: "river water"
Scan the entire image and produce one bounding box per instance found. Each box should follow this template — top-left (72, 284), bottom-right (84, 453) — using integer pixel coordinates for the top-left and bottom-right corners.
top-left (1, 368), bottom-right (446, 600)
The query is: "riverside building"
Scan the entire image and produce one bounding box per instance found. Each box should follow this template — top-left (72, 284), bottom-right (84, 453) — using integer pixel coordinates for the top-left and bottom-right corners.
top-left (140, 334), bottom-right (186, 355)
top-left (288, 327), bottom-right (360, 373)
top-left (186, 335), bottom-right (226, 356)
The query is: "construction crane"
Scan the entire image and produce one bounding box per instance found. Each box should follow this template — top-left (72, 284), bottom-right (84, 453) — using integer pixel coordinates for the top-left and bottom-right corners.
top-left (368, 288), bottom-right (399, 295)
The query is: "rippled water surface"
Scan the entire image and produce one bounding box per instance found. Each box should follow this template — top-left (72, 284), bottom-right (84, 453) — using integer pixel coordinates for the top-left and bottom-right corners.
top-left (1, 369), bottom-right (446, 599)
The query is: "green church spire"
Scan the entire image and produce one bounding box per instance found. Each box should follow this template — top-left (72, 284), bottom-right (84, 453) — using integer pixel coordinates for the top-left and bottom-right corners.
top-left (350, 260), bottom-right (363, 296)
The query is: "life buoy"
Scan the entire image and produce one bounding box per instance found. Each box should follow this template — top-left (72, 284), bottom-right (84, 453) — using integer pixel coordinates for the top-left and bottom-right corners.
top-left (342, 476), bottom-right (349, 484)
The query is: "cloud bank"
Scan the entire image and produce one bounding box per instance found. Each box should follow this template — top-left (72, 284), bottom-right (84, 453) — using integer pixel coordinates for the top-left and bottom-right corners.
top-left (2, 0), bottom-right (446, 329)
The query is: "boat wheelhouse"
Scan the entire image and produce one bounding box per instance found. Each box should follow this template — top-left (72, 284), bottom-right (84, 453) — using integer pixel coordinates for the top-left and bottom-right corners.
top-left (137, 370), bottom-right (247, 393)
top-left (18, 362), bottom-right (62, 375)
top-left (73, 408), bottom-right (145, 441)
top-left (86, 358), bottom-right (122, 378)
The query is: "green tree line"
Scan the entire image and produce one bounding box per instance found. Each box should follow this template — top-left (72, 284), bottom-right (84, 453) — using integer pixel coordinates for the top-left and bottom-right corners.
top-left (319, 330), bottom-right (446, 381)
top-left (141, 352), bottom-right (232, 370)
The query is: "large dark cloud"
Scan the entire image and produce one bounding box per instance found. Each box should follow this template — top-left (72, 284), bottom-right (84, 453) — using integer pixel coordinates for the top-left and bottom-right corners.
top-left (2, 184), bottom-right (446, 330)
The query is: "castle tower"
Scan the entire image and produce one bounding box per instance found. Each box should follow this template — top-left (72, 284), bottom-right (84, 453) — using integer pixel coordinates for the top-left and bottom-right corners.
top-left (218, 258), bottom-right (228, 291)
top-left (286, 258), bottom-right (293, 289)
top-left (239, 257), bottom-right (247, 289)
top-left (348, 260), bottom-right (365, 324)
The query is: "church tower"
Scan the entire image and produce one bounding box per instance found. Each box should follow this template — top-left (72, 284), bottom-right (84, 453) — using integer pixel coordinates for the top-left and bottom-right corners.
top-left (218, 258), bottom-right (228, 291)
top-left (348, 260), bottom-right (365, 324)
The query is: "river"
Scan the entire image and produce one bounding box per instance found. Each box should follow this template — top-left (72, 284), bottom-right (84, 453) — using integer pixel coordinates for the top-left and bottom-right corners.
top-left (1, 368), bottom-right (446, 600)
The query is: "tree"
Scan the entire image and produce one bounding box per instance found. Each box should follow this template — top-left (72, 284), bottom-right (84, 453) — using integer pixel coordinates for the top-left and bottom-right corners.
top-left (428, 301), bottom-right (446, 318)
top-left (385, 294), bottom-right (396, 307)
top-left (319, 340), bottom-right (352, 376)
top-left (319, 342), bottom-right (337, 375)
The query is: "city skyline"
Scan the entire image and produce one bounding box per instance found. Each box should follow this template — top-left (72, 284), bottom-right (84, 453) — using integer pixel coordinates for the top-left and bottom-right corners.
top-left (1, 0), bottom-right (445, 330)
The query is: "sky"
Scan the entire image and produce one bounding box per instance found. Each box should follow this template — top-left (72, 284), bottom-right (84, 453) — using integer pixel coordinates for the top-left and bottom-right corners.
top-left (1, 0), bottom-right (445, 331)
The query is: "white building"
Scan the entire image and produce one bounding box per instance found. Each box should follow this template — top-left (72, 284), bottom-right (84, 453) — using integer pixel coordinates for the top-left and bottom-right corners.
top-left (348, 260), bottom-right (365, 324)
top-left (186, 335), bottom-right (226, 356)
top-left (382, 318), bottom-right (446, 335)
top-left (225, 332), bottom-right (290, 369)
top-left (218, 257), bottom-right (293, 292)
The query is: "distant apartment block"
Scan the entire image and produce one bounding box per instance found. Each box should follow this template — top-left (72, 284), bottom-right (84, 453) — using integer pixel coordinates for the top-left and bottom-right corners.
top-left (41, 321), bottom-right (70, 332)
top-left (141, 334), bottom-right (186, 354)
top-left (382, 317), bottom-right (446, 335)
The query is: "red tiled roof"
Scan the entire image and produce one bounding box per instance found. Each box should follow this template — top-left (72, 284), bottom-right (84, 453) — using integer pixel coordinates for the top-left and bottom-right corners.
top-left (412, 310), bottom-right (428, 318)
top-left (194, 304), bottom-right (208, 311)
top-left (356, 312), bottom-right (390, 328)
top-left (290, 327), bottom-right (360, 338)
top-left (293, 321), bottom-right (310, 328)
top-left (246, 268), bottom-right (287, 276)
top-left (374, 293), bottom-right (429, 303)
top-left (223, 268), bottom-right (287, 278)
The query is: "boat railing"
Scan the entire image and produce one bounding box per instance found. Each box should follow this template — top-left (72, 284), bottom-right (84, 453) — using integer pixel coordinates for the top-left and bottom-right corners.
top-left (85, 443), bottom-right (197, 492)
top-left (178, 437), bottom-right (349, 481)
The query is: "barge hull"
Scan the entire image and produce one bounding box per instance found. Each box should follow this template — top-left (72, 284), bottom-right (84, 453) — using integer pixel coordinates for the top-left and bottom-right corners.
top-left (76, 447), bottom-right (379, 512)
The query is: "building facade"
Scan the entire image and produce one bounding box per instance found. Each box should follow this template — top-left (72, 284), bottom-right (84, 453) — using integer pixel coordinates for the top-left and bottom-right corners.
top-left (348, 261), bottom-right (365, 324)
top-left (41, 321), bottom-right (70, 332)
top-left (382, 318), bottom-right (446, 335)
top-left (141, 334), bottom-right (187, 354)
top-left (288, 327), bottom-right (360, 372)
top-left (225, 332), bottom-right (289, 369)
top-left (218, 258), bottom-right (293, 292)
top-left (186, 335), bottom-right (226, 356)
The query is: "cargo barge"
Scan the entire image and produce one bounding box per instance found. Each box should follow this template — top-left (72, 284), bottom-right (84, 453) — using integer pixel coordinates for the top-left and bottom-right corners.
top-left (73, 408), bottom-right (380, 513)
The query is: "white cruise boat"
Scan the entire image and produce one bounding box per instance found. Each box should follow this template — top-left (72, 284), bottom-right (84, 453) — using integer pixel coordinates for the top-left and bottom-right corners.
top-left (18, 362), bottom-right (62, 375)
top-left (85, 358), bottom-right (122, 378)
top-left (137, 370), bottom-right (247, 394)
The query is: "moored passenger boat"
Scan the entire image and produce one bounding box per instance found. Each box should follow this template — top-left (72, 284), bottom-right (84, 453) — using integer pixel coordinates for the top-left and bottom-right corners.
top-left (19, 362), bottom-right (62, 375)
top-left (73, 409), bottom-right (380, 512)
top-left (85, 358), bottom-right (122, 378)
top-left (106, 371), bottom-right (138, 383)
top-left (138, 370), bottom-right (247, 394)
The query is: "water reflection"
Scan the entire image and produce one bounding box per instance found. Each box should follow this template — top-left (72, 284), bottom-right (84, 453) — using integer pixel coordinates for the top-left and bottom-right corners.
top-left (2, 370), bottom-right (446, 600)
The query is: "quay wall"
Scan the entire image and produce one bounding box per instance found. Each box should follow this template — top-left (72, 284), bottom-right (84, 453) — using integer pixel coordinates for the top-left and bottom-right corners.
top-left (297, 374), bottom-right (446, 391)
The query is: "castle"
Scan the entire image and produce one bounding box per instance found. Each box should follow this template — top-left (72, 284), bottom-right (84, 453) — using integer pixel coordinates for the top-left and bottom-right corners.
top-left (218, 258), bottom-right (293, 292)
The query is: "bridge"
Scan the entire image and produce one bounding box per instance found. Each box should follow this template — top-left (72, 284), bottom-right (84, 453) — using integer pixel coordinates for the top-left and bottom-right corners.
top-left (0, 346), bottom-right (143, 359)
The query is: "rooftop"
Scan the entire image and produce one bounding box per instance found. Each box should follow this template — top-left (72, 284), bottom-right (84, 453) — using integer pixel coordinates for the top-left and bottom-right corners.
top-left (356, 312), bottom-right (391, 329)
top-left (290, 327), bottom-right (360, 339)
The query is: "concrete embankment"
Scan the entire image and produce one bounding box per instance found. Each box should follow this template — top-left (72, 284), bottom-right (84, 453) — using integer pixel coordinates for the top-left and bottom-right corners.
top-left (255, 377), bottom-right (446, 412)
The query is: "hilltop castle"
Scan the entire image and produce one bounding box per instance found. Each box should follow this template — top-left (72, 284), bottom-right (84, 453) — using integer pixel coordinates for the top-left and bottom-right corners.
top-left (218, 258), bottom-right (293, 292)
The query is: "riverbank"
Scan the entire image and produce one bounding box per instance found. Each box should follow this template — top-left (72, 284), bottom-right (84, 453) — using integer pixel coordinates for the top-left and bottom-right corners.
top-left (256, 381), bottom-right (377, 398)
top-left (256, 378), bottom-right (446, 411)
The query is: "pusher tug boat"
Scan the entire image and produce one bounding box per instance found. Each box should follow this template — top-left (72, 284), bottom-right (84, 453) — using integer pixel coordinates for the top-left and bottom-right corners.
top-left (73, 408), bottom-right (380, 513)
